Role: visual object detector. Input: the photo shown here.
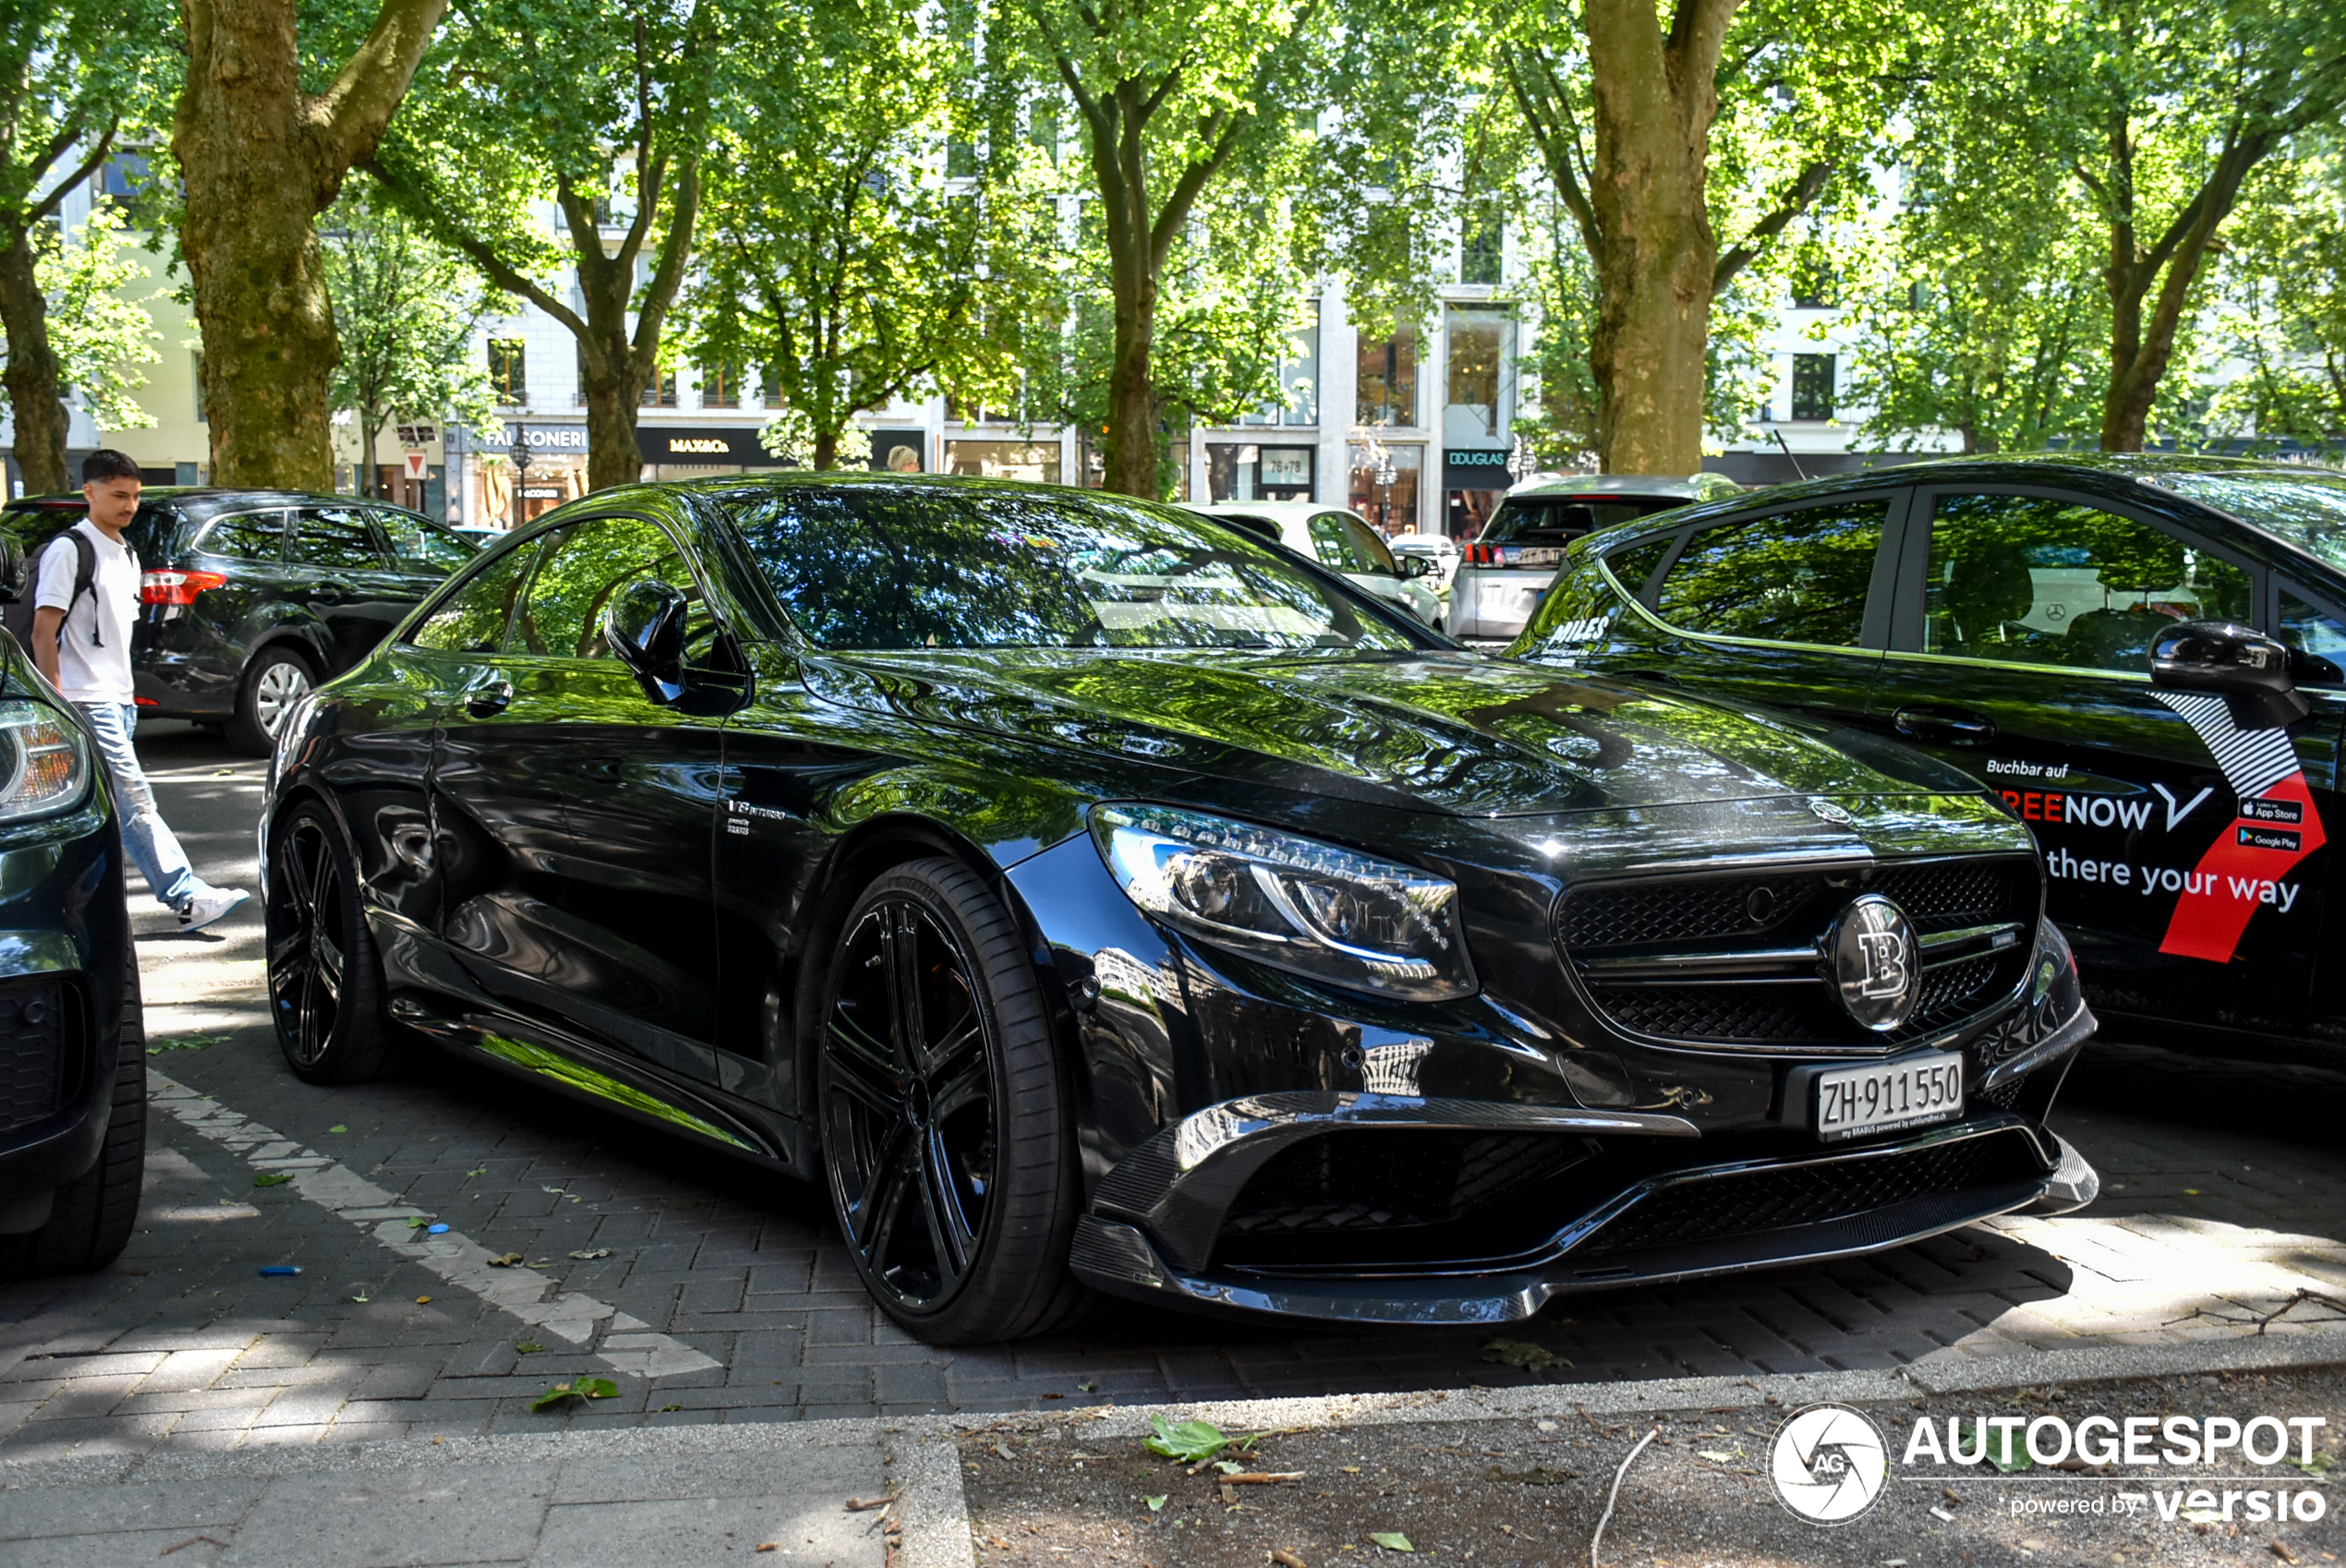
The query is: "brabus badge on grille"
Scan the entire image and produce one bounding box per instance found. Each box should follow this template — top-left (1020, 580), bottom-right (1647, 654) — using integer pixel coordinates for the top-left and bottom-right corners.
top-left (1824, 894), bottom-right (1920, 1031)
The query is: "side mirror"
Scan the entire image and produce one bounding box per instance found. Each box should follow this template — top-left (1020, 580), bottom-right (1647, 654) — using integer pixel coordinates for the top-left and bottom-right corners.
top-left (2148, 619), bottom-right (2309, 729)
top-left (602, 579), bottom-right (690, 704)
top-left (0, 535), bottom-right (25, 605)
top-left (1398, 555), bottom-right (1434, 579)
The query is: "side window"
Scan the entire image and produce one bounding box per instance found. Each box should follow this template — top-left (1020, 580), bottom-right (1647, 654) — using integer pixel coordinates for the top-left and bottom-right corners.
top-left (375, 510), bottom-right (476, 573)
top-left (1601, 535), bottom-right (1675, 600)
top-left (1309, 512), bottom-right (1397, 574)
top-left (1652, 498), bottom-right (1888, 646)
top-left (405, 542), bottom-right (538, 653)
top-left (1923, 492), bottom-right (2252, 672)
top-left (193, 512), bottom-right (285, 561)
top-left (292, 507), bottom-right (389, 569)
top-left (508, 515), bottom-right (707, 660)
top-left (2279, 587), bottom-right (2346, 681)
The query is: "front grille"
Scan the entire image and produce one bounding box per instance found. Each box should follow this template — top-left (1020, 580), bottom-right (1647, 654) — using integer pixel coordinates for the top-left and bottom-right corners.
top-left (1578, 1131), bottom-right (2042, 1256)
top-left (0, 976), bottom-right (70, 1134)
top-left (1560, 856), bottom-right (2038, 1050)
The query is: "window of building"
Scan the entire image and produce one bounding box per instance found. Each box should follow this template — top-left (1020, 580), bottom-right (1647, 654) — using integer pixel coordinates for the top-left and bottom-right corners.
top-left (1790, 354), bottom-right (1836, 422)
top-left (701, 365), bottom-right (741, 409)
top-left (1355, 328), bottom-right (1418, 428)
top-left (762, 365), bottom-right (784, 409)
top-left (1207, 442), bottom-right (1315, 502)
top-left (1347, 442), bottom-right (1421, 534)
top-left (1460, 200), bottom-right (1503, 286)
top-left (947, 138), bottom-right (978, 178)
top-left (1444, 308), bottom-right (1513, 443)
top-left (100, 153), bottom-right (152, 201)
top-left (1923, 493), bottom-right (2252, 672)
top-left (1654, 499), bottom-right (1888, 646)
top-left (488, 339), bottom-right (527, 406)
top-left (642, 368), bottom-right (679, 407)
top-left (1241, 305), bottom-right (1321, 427)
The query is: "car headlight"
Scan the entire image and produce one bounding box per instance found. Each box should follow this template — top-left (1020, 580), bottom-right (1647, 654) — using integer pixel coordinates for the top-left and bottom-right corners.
top-left (0, 699), bottom-right (90, 820)
top-left (1089, 803), bottom-right (1477, 1001)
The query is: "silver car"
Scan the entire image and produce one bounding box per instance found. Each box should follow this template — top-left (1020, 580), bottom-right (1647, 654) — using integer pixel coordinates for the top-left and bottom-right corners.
top-left (1449, 473), bottom-right (1743, 640)
top-left (1181, 501), bottom-right (1446, 630)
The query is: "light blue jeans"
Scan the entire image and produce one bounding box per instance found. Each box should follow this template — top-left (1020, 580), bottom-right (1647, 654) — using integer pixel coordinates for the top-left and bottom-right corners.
top-left (76, 703), bottom-right (200, 913)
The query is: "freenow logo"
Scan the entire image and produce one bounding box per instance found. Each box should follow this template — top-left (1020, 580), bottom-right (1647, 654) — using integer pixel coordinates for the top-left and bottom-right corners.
top-left (1772, 1404), bottom-right (1888, 1525)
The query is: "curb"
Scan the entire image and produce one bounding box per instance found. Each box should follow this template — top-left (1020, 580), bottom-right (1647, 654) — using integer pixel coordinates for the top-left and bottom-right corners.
top-left (7, 1325), bottom-right (2345, 1565)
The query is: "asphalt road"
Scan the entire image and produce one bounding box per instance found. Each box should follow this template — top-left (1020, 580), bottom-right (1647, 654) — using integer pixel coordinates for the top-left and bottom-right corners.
top-left (6, 718), bottom-right (2346, 1461)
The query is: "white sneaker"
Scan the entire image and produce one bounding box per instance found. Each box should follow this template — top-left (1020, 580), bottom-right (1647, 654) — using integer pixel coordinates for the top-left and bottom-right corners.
top-left (178, 887), bottom-right (250, 933)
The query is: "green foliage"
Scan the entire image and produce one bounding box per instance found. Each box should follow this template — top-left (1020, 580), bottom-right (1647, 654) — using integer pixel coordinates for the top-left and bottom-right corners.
top-left (686, 0), bottom-right (1056, 469)
top-left (321, 193), bottom-right (500, 488)
top-left (2207, 147), bottom-right (2346, 455)
top-left (530, 1376), bottom-right (617, 1412)
top-left (1143, 1413), bottom-right (1263, 1464)
top-left (39, 205), bottom-right (160, 431)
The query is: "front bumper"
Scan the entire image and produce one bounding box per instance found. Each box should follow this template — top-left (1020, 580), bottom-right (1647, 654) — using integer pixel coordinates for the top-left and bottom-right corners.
top-left (1069, 996), bottom-right (2096, 1326)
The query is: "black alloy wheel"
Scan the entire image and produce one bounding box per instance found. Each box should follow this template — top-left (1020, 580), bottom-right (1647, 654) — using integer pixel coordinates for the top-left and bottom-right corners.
top-left (817, 859), bottom-right (1086, 1343)
top-left (228, 646), bottom-right (314, 755)
top-left (265, 802), bottom-right (392, 1084)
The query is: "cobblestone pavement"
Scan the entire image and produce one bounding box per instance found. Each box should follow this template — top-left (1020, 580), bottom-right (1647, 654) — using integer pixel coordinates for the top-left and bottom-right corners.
top-left (6, 723), bottom-right (2346, 1465)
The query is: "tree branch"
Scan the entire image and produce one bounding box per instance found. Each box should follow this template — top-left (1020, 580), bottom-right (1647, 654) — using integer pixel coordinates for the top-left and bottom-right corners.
top-left (308, 0), bottom-right (449, 175)
top-left (1714, 160), bottom-right (1830, 293)
top-left (360, 153), bottom-right (586, 338)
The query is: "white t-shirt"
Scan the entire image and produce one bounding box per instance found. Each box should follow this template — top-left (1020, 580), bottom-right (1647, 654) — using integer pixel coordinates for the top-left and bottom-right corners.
top-left (33, 519), bottom-right (140, 704)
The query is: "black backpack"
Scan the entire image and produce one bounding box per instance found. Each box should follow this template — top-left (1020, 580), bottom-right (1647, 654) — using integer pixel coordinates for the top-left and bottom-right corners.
top-left (0, 526), bottom-right (99, 650)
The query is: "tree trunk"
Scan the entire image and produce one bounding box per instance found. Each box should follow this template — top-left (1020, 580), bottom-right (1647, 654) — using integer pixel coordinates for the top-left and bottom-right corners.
top-left (812, 429), bottom-right (838, 469)
top-left (360, 412), bottom-right (383, 497)
top-left (0, 236), bottom-right (69, 495)
top-left (173, 0), bottom-right (445, 489)
top-left (577, 349), bottom-right (645, 492)
top-left (1581, 0), bottom-right (1734, 476)
top-left (1106, 271), bottom-right (1157, 495)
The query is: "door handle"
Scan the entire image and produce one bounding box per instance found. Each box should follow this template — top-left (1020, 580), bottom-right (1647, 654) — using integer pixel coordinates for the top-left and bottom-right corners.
top-left (312, 581), bottom-right (349, 604)
top-left (466, 680), bottom-right (514, 718)
top-left (1893, 705), bottom-right (1997, 746)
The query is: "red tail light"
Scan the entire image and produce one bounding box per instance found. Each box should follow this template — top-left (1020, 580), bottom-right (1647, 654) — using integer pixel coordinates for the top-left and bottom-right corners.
top-left (141, 569), bottom-right (225, 607)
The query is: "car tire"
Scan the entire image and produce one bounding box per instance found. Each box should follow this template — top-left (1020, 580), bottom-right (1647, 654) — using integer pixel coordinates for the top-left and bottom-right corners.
top-left (0, 948), bottom-right (147, 1280)
top-left (264, 799), bottom-right (393, 1084)
top-left (816, 857), bottom-right (1089, 1344)
top-left (227, 646), bottom-right (314, 755)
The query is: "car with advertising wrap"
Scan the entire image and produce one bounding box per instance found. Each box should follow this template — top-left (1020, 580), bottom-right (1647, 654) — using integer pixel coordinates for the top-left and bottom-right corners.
top-left (3, 489), bottom-right (478, 754)
top-left (1448, 473), bottom-right (1743, 640)
top-left (0, 541), bottom-right (145, 1281)
top-left (1515, 453), bottom-right (2346, 1059)
top-left (262, 472), bottom-right (2095, 1343)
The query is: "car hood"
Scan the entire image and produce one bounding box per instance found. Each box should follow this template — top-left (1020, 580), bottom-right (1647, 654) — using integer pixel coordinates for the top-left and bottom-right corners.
top-left (799, 648), bottom-right (1967, 817)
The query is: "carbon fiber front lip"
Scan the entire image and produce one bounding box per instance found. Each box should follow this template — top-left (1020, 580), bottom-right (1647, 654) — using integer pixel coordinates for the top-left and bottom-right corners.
top-left (1070, 1116), bottom-right (2072, 1326)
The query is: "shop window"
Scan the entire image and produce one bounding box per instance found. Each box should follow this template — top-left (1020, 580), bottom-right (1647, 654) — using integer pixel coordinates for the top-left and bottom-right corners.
top-left (1790, 354), bottom-right (1836, 422)
top-left (1355, 328), bottom-right (1417, 428)
top-left (1444, 309), bottom-right (1512, 443)
top-left (1208, 442), bottom-right (1314, 502)
top-left (946, 440), bottom-right (1061, 484)
top-left (1347, 443), bottom-right (1421, 534)
top-left (488, 339), bottom-right (526, 406)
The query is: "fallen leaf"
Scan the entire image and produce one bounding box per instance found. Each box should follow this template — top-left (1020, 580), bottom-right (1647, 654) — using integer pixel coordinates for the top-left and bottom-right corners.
top-left (486, 1252), bottom-right (526, 1268)
top-left (845, 1497), bottom-right (890, 1512)
top-left (252, 1172), bottom-right (292, 1188)
top-left (1079, 1381), bottom-right (1098, 1393)
top-left (530, 1376), bottom-right (618, 1412)
top-left (514, 1341), bottom-right (544, 1355)
top-left (568, 1248), bottom-right (614, 1260)
top-left (1145, 1496), bottom-right (1167, 1512)
top-left (1369, 1532), bottom-right (1413, 1553)
top-left (1984, 1427), bottom-right (2033, 1473)
top-left (1696, 1449), bottom-right (1741, 1463)
top-left (328, 1125), bottom-right (346, 1133)
top-left (465, 1166), bottom-right (486, 1178)
top-left (348, 1294), bottom-right (369, 1304)
top-left (659, 1403), bottom-right (683, 1412)
top-left (1480, 1337), bottom-right (1569, 1373)
top-left (406, 1216), bottom-right (430, 1229)
top-left (1144, 1413), bottom-right (1261, 1464)
top-left (2275, 1543), bottom-right (2300, 1563)
top-left (756, 1545), bottom-right (778, 1553)
top-left (1040, 1392), bottom-right (1065, 1400)
top-left (1273, 1553), bottom-right (1309, 1568)
top-left (415, 1296), bottom-right (432, 1304)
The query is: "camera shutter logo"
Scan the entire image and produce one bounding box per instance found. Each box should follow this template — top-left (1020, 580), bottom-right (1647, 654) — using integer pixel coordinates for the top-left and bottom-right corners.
top-left (1771, 1404), bottom-right (1888, 1525)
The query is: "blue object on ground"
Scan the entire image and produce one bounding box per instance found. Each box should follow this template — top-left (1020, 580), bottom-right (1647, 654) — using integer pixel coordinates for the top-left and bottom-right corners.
top-left (428, 1224), bottom-right (449, 1234)
top-left (258, 1266), bottom-right (301, 1276)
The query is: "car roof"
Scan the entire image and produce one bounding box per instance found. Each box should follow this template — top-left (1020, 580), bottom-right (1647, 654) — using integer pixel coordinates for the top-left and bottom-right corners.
top-left (5, 487), bottom-right (424, 517)
top-left (1506, 472), bottom-right (1741, 501)
top-left (1185, 500), bottom-right (1353, 523)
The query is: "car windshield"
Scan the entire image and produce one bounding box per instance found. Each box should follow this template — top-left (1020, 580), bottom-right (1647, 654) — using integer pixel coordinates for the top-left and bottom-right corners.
top-left (2161, 472), bottom-right (2346, 573)
top-left (728, 483), bottom-right (1418, 652)
top-left (1483, 494), bottom-right (1684, 545)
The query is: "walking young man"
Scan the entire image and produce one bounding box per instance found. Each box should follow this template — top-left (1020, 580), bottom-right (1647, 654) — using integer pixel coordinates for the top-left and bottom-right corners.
top-left (31, 450), bottom-right (248, 931)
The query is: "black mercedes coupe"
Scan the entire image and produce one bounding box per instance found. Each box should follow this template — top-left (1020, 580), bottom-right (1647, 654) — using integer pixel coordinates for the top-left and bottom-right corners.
top-left (260, 474), bottom-right (2097, 1343)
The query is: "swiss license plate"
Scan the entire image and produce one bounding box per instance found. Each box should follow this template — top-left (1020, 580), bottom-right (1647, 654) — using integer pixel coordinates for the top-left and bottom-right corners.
top-left (1517, 547), bottom-right (1564, 566)
top-left (1814, 1056), bottom-right (1964, 1142)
